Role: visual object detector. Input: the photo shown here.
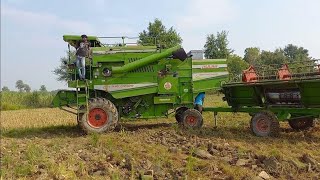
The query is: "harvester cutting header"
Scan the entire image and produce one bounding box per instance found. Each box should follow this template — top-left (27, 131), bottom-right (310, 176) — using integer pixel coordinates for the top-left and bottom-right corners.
top-left (53, 35), bottom-right (320, 137)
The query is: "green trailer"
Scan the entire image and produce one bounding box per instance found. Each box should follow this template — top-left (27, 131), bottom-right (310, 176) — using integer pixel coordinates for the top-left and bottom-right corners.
top-left (204, 63), bottom-right (320, 136)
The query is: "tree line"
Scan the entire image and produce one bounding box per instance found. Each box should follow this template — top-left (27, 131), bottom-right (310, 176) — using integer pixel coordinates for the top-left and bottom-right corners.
top-left (1, 80), bottom-right (48, 93)
top-left (54, 18), bottom-right (315, 82)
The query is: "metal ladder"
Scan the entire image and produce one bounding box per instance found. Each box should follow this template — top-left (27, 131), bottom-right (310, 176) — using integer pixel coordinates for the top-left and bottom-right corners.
top-left (73, 56), bottom-right (92, 121)
top-left (76, 80), bottom-right (89, 121)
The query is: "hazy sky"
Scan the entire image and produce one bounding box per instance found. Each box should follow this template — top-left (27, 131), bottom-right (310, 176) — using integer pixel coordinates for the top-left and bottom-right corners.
top-left (1, 0), bottom-right (320, 90)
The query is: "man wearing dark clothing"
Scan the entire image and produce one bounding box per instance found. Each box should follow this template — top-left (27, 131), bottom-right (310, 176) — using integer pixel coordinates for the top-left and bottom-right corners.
top-left (76, 34), bottom-right (91, 80)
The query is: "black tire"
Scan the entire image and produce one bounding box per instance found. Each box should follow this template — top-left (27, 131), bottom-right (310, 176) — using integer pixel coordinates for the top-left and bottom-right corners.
top-left (79, 98), bottom-right (118, 134)
top-left (288, 117), bottom-right (314, 130)
top-left (175, 107), bottom-right (189, 123)
top-left (181, 109), bottom-right (203, 129)
top-left (250, 111), bottom-right (279, 137)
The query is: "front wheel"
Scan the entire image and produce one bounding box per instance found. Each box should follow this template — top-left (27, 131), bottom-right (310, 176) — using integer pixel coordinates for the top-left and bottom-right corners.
top-left (250, 111), bottom-right (280, 137)
top-left (288, 117), bottom-right (314, 130)
top-left (181, 109), bottom-right (203, 129)
top-left (79, 98), bottom-right (118, 134)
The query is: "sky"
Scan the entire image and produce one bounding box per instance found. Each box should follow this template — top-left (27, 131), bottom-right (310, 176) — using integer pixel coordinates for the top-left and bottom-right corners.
top-left (1, 0), bottom-right (320, 91)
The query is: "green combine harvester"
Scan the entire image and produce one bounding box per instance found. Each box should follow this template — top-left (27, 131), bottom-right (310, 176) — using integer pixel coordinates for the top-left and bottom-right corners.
top-left (53, 35), bottom-right (228, 133)
top-left (53, 35), bottom-right (320, 137)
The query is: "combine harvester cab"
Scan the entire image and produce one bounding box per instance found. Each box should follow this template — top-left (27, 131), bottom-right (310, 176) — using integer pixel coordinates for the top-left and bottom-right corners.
top-left (205, 61), bottom-right (320, 137)
top-left (52, 35), bottom-right (228, 134)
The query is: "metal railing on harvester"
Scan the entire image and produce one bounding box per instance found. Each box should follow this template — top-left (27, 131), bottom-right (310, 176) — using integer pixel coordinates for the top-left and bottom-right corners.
top-left (241, 59), bottom-right (320, 83)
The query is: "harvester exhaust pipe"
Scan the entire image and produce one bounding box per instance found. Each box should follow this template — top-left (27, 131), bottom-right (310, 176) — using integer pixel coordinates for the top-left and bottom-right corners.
top-left (112, 45), bottom-right (186, 74)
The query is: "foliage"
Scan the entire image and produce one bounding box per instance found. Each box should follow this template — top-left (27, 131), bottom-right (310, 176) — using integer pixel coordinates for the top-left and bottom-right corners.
top-left (15, 80), bottom-right (25, 92)
top-left (2, 86), bottom-right (10, 92)
top-left (53, 51), bottom-right (75, 82)
top-left (283, 44), bottom-right (310, 62)
top-left (40, 85), bottom-right (47, 92)
top-left (243, 47), bottom-right (260, 66)
top-left (260, 49), bottom-right (287, 67)
top-left (243, 44), bottom-right (314, 77)
top-left (24, 84), bottom-right (31, 93)
top-left (138, 18), bottom-right (182, 48)
top-left (0, 91), bottom-right (54, 110)
top-left (15, 80), bottom-right (31, 92)
top-left (227, 55), bottom-right (249, 81)
top-left (244, 44), bottom-right (312, 67)
top-left (204, 31), bottom-right (234, 59)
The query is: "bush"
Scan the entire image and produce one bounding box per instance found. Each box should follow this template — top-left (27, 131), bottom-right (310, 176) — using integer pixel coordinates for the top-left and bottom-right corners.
top-left (0, 91), bottom-right (54, 110)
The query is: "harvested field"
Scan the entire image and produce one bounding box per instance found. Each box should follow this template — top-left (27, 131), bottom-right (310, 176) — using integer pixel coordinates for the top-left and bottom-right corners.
top-left (1, 95), bottom-right (320, 179)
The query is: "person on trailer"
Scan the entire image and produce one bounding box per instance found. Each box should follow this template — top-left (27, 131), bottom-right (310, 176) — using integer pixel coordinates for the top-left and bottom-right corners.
top-left (75, 34), bottom-right (91, 80)
top-left (194, 92), bottom-right (205, 113)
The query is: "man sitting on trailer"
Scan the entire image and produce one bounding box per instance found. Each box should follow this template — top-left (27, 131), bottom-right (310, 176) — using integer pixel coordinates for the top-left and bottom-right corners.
top-left (194, 92), bottom-right (205, 113)
top-left (75, 34), bottom-right (91, 80)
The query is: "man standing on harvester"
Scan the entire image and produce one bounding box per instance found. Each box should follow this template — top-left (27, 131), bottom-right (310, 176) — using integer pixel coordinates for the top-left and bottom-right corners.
top-left (76, 34), bottom-right (91, 80)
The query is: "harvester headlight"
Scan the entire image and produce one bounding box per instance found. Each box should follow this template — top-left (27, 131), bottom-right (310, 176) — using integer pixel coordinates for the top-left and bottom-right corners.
top-left (102, 68), bottom-right (112, 77)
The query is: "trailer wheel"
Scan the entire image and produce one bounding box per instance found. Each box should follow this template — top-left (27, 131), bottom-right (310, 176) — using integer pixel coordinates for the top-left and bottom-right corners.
top-left (288, 117), bottom-right (314, 130)
top-left (182, 109), bottom-right (203, 129)
top-left (250, 111), bottom-right (279, 137)
top-left (79, 98), bottom-right (118, 134)
top-left (175, 107), bottom-right (189, 123)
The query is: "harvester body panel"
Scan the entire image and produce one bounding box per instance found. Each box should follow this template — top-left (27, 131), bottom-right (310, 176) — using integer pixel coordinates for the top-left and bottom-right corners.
top-left (53, 35), bottom-right (228, 119)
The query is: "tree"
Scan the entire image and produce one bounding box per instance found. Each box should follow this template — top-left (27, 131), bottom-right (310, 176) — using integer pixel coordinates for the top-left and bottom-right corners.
top-left (53, 51), bottom-right (75, 82)
top-left (204, 31), bottom-right (234, 59)
top-left (40, 85), bottom-right (47, 92)
top-left (16, 80), bottom-right (25, 92)
top-left (283, 44), bottom-right (310, 62)
top-left (244, 47), bottom-right (261, 66)
top-left (1, 86), bottom-right (10, 92)
top-left (260, 49), bottom-right (287, 67)
top-left (138, 19), bottom-right (182, 48)
top-left (24, 84), bottom-right (31, 92)
top-left (227, 55), bottom-right (249, 81)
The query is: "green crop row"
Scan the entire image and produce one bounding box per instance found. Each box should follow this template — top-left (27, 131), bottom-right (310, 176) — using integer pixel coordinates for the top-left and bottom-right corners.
top-left (0, 91), bottom-right (55, 111)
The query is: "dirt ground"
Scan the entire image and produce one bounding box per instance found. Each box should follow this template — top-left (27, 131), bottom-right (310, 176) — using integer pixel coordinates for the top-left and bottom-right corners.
top-left (1, 96), bottom-right (320, 179)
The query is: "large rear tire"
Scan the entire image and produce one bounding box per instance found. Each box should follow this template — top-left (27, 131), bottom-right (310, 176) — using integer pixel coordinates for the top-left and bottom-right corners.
top-left (250, 111), bottom-right (279, 137)
top-left (288, 117), bottom-right (314, 130)
top-left (79, 98), bottom-right (118, 134)
top-left (175, 107), bottom-right (189, 123)
top-left (181, 109), bottom-right (203, 129)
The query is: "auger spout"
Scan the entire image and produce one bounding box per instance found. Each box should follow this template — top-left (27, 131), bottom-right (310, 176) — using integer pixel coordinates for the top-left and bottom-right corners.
top-left (112, 45), bottom-right (182, 74)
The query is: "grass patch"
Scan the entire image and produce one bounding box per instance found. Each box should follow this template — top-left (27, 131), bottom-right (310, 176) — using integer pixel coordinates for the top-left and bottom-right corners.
top-left (89, 133), bottom-right (101, 147)
top-left (14, 164), bottom-right (33, 177)
top-left (0, 91), bottom-right (54, 110)
top-left (186, 155), bottom-right (198, 176)
top-left (220, 162), bottom-right (254, 179)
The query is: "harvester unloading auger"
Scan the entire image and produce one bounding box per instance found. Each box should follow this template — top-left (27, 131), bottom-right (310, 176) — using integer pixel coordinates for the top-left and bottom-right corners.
top-left (53, 35), bottom-right (320, 137)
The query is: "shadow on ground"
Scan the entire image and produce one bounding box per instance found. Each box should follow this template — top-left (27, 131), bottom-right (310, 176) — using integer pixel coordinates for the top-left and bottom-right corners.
top-left (1, 125), bottom-right (84, 139)
top-left (1, 122), bottom-right (174, 139)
